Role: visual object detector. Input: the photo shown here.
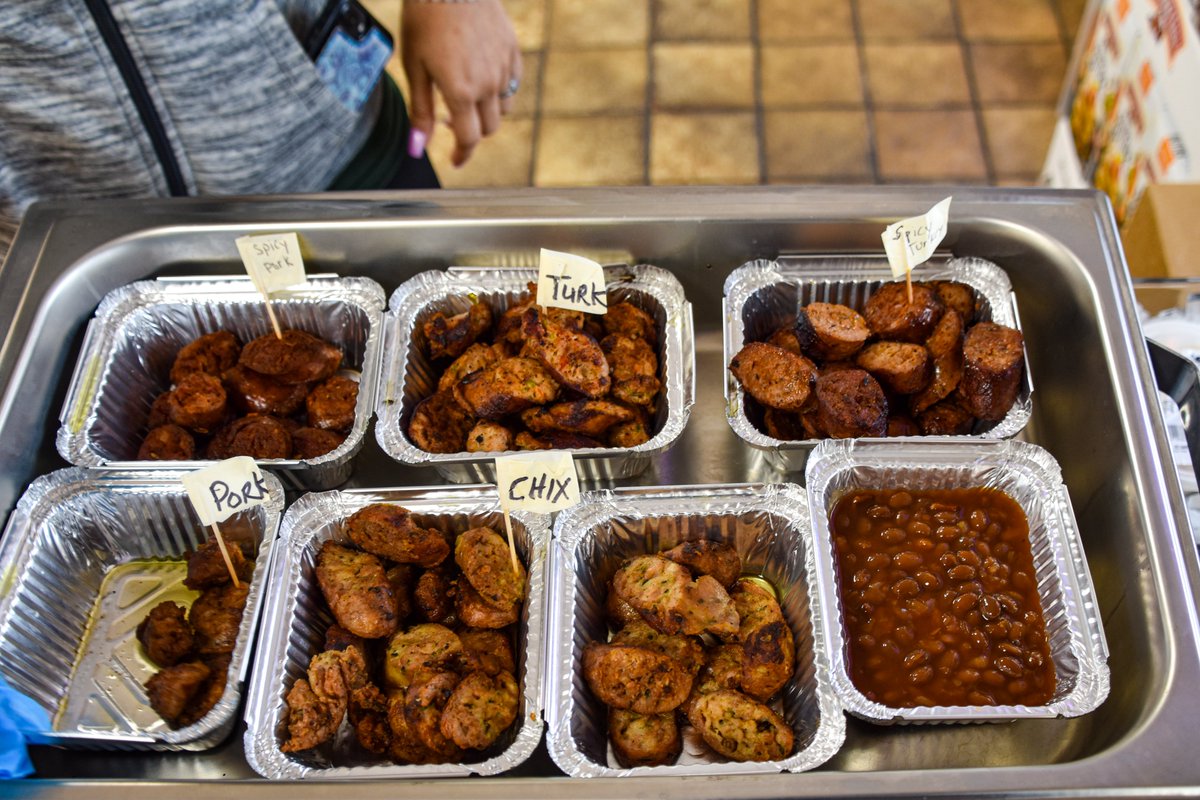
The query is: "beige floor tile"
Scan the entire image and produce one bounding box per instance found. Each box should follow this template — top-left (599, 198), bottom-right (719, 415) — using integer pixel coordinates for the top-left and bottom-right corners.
top-left (982, 106), bottom-right (1057, 175)
top-left (656, 0), bottom-right (751, 40)
top-left (969, 43), bottom-right (1066, 104)
top-left (430, 118), bottom-right (535, 188)
top-left (865, 43), bottom-right (970, 108)
top-left (957, 0), bottom-right (1060, 41)
top-left (653, 44), bottom-right (755, 110)
top-left (511, 52), bottom-right (540, 118)
top-left (504, 0), bottom-right (547, 50)
top-left (542, 49), bottom-right (648, 114)
top-left (361, 0), bottom-right (401, 37)
top-left (534, 116), bottom-right (646, 186)
top-left (757, 0), bottom-right (854, 41)
top-left (875, 110), bottom-right (987, 180)
top-left (650, 112), bottom-right (759, 184)
top-left (859, 0), bottom-right (956, 40)
top-left (764, 110), bottom-right (872, 180)
top-left (549, 0), bottom-right (649, 46)
top-left (761, 45), bottom-right (864, 107)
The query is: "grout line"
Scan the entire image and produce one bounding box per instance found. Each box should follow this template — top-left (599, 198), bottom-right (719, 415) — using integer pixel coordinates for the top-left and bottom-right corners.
top-left (644, 0), bottom-right (655, 185)
top-left (848, 0), bottom-right (880, 183)
top-left (750, 0), bottom-right (766, 184)
top-left (950, 0), bottom-right (998, 184)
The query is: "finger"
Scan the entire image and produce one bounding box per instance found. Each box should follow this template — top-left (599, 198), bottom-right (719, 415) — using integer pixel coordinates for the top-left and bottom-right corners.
top-left (446, 96), bottom-right (482, 167)
top-left (404, 64), bottom-right (436, 159)
top-left (479, 93), bottom-right (501, 137)
top-left (500, 50), bottom-right (524, 116)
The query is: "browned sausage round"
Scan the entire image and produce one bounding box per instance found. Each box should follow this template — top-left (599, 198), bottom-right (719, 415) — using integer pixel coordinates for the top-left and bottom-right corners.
top-left (207, 415), bottom-right (292, 459)
top-left (863, 282), bottom-right (944, 343)
top-left (814, 369), bottom-right (888, 438)
top-left (166, 372), bottom-right (228, 433)
top-left (306, 374), bottom-right (358, 432)
top-left (931, 280), bottom-right (977, 324)
top-left (765, 323), bottom-right (802, 355)
top-left (916, 399), bottom-right (975, 435)
top-left (240, 330), bottom-right (342, 385)
top-left (728, 342), bottom-right (818, 413)
top-left (910, 308), bottom-right (965, 415)
top-left (170, 330), bottom-right (241, 385)
top-left (138, 424), bottom-right (196, 460)
top-left (796, 302), bottom-right (870, 360)
top-left (408, 389), bottom-right (476, 453)
top-left (291, 426), bottom-right (344, 459)
top-left (222, 365), bottom-right (309, 416)
top-left (423, 302), bottom-right (493, 361)
top-left (855, 341), bottom-right (931, 395)
top-left (958, 322), bottom-right (1024, 420)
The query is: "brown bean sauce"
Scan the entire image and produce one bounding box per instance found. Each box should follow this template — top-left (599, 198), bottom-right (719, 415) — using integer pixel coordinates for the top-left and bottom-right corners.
top-left (829, 487), bottom-right (1055, 707)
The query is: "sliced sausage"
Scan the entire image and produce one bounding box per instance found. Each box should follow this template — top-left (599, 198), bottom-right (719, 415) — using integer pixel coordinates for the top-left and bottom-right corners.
top-left (167, 372), bottom-right (227, 433)
top-left (765, 324), bottom-right (802, 355)
top-left (958, 322), bottom-right (1025, 421)
top-left (728, 342), bottom-right (817, 413)
top-left (814, 369), bottom-right (887, 438)
top-left (916, 399), bottom-right (975, 435)
top-left (931, 280), bottom-right (977, 324)
top-left (910, 308), bottom-right (965, 415)
top-left (855, 341), bottom-right (931, 395)
top-left (138, 424), bottom-right (196, 460)
top-left (795, 302), bottom-right (869, 360)
top-left (863, 282), bottom-right (944, 343)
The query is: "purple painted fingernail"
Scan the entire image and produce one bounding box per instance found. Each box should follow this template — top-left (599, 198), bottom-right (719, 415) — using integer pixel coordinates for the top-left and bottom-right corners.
top-left (407, 128), bottom-right (427, 159)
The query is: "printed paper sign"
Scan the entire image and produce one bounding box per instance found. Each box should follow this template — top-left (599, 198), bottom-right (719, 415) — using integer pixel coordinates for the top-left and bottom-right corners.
top-left (495, 451), bottom-right (581, 515)
top-left (536, 248), bottom-right (608, 313)
top-left (182, 456), bottom-right (271, 526)
top-left (236, 232), bottom-right (307, 294)
top-left (881, 197), bottom-right (953, 278)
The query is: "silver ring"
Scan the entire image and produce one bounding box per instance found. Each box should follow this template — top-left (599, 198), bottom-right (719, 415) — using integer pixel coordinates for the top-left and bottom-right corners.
top-left (499, 77), bottom-right (520, 99)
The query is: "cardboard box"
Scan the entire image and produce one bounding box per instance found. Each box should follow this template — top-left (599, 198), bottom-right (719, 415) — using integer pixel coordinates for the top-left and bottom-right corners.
top-left (1122, 182), bottom-right (1200, 312)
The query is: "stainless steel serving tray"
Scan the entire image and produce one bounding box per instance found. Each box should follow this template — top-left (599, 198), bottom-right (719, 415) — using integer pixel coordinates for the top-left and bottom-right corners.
top-left (0, 186), bottom-right (1197, 798)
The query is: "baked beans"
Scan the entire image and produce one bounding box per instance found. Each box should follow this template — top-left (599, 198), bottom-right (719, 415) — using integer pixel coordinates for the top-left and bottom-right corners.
top-left (830, 488), bottom-right (1055, 707)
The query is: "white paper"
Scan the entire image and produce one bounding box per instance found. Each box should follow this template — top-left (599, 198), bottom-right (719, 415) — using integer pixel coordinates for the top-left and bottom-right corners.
top-left (536, 248), bottom-right (608, 313)
top-left (236, 232), bottom-right (307, 294)
top-left (495, 451), bottom-right (581, 514)
top-left (181, 456), bottom-right (271, 526)
top-left (881, 196), bottom-right (953, 278)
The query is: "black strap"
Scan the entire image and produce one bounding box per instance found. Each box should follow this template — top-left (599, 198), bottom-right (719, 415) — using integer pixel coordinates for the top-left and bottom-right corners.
top-left (82, 0), bottom-right (189, 196)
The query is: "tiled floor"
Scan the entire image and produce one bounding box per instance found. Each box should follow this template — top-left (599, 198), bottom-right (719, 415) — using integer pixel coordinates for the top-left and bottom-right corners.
top-left (362, 0), bottom-right (1087, 189)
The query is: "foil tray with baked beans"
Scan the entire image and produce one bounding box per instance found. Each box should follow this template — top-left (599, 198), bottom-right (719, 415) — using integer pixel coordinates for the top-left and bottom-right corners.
top-left (805, 438), bottom-right (1110, 724)
top-left (0, 467), bottom-right (284, 750)
top-left (722, 256), bottom-right (1033, 472)
top-left (375, 265), bottom-right (695, 483)
top-left (55, 276), bottom-right (386, 490)
top-left (243, 486), bottom-right (548, 780)
top-left (544, 484), bottom-right (845, 777)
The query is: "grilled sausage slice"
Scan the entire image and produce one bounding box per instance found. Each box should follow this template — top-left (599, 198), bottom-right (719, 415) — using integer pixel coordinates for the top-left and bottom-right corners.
top-left (316, 541), bottom-right (400, 639)
top-left (731, 580), bottom-right (794, 702)
top-left (346, 503), bottom-right (450, 568)
top-left (687, 689), bottom-right (793, 762)
top-left (138, 424), bottom-right (196, 460)
top-left (814, 369), bottom-right (888, 438)
top-left (171, 331), bottom-right (241, 385)
top-left (855, 341), bottom-right (931, 395)
top-left (423, 302), bottom-right (492, 361)
top-left (609, 709), bottom-right (682, 768)
top-left (795, 302), bottom-right (870, 361)
top-left (958, 322), bottom-right (1024, 421)
top-left (456, 357), bottom-right (560, 420)
top-left (661, 539), bottom-right (741, 588)
top-left (465, 420), bottom-right (514, 453)
top-left (765, 323), bottom-right (802, 355)
top-left (408, 389), bottom-right (476, 453)
top-left (522, 307), bottom-right (611, 398)
top-left (728, 342), bottom-right (818, 413)
top-left (916, 398), bottom-right (976, 435)
top-left (863, 282), bottom-right (944, 343)
top-left (931, 280), bottom-right (977, 324)
top-left (583, 643), bottom-right (693, 714)
top-left (910, 308), bottom-right (965, 415)
top-left (521, 398), bottom-right (634, 438)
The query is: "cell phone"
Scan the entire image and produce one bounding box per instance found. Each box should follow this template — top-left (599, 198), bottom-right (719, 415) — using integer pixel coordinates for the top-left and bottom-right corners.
top-left (305, 0), bottom-right (394, 113)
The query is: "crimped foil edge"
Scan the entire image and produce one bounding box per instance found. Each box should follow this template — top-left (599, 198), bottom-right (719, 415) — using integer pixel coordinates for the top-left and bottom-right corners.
top-left (722, 256), bottom-right (1034, 471)
top-left (56, 276), bottom-right (386, 488)
top-left (244, 486), bottom-right (549, 780)
top-left (804, 438), bottom-right (1110, 725)
top-left (0, 467), bottom-right (284, 750)
top-left (375, 265), bottom-right (693, 482)
top-left (545, 483), bottom-right (846, 777)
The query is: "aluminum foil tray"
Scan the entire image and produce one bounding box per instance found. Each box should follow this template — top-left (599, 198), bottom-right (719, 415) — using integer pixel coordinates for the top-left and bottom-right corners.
top-left (805, 438), bottom-right (1110, 724)
top-left (244, 486), bottom-right (549, 780)
top-left (375, 264), bottom-right (695, 483)
top-left (56, 275), bottom-right (386, 490)
top-left (0, 467), bottom-right (284, 750)
top-left (723, 256), bottom-right (1033, 473)
top-left (545, 483), bottom-right (846, 777)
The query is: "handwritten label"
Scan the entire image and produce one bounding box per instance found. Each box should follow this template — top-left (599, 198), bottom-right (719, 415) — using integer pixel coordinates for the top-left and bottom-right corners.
top-left (236, 232), bottom-right (307, 294)
top-left (881, 197), bottom-right (952, 278)
top-left (495, 451), bottom-right (580, 515)
top-left (536, 248), bottom-right (608, 313)
top-left (181, 457), bottom-right (271, 526)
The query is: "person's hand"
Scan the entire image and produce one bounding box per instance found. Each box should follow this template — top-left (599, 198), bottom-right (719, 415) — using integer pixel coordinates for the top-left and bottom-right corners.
top-left (401, 0), bottom-right (522, 168)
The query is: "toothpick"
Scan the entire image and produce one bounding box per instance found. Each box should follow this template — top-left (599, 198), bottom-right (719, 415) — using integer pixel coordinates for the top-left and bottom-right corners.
top-left (263, 297), bottom-right (284, 339)
top-left (209, 522), bottom-right (241, 588)
top-left (501, 509), bottom-right (521, 575)
top-left (906, 270), bottom-right (913, 304)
